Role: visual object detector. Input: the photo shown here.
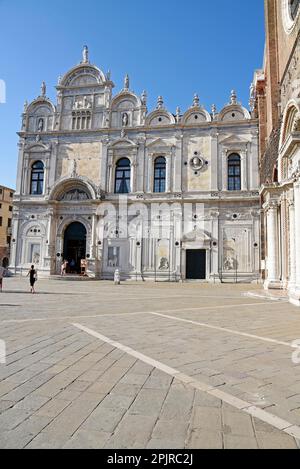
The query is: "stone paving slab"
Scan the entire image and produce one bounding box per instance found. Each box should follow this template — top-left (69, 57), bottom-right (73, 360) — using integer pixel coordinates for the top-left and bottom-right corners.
top-left (0, 278), bottom-right (300, 449)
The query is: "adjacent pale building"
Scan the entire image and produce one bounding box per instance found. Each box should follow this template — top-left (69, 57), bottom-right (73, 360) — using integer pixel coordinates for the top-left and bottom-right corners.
top-left (11, 47), bottom-right (260, 281)
top-left (254, 0), bottom-right (300, 305)
top-left (0, 185), bottom-right (14, 268)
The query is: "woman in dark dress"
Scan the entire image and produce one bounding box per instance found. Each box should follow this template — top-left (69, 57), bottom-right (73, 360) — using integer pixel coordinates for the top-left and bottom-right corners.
top-left (27, 265), bottom-right (37, 294)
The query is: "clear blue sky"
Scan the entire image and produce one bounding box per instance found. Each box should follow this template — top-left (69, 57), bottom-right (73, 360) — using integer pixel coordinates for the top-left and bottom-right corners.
top-left (0, 0), bottom-right (265, 189)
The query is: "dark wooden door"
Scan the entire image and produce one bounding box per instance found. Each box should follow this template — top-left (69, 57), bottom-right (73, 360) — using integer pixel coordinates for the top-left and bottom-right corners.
top-left (186, 250), bottom-right (206, 280)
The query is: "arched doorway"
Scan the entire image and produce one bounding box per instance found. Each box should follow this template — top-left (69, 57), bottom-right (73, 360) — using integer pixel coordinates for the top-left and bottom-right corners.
top-left (2, 257), bottom-right (9, 269)
top-left (63, 222), bottom-right (87, 274)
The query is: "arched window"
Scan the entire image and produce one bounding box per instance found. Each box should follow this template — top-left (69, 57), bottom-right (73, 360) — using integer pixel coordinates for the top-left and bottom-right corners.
top-left (154, 157), bottom-right (166, 193)
top-left (30, 161), bottom-right (44, 195)
top-left (115, 158), bottom-right (131, 194)
top-left (290, 0), bottom-right (299, 20)
top-left (228, 154), bottom-right (241, 191)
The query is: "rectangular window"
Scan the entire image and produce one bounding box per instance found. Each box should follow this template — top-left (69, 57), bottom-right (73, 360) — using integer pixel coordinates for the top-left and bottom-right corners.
top-left (0, 217), bottom-right (2, 226)
top-left (8, 218), bottom-right (12, 228)
top-left (9, 206), bottom-right (13, 212)
top-left (107, 247), bottom-right (120, 268)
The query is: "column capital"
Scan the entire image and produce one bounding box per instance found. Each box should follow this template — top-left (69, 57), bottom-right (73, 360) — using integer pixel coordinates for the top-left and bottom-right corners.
top-left (265, 200), bottom-right (278, 211)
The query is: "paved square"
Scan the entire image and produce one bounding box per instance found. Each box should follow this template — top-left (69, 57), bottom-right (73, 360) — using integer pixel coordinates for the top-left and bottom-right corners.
top-left (0, 277), bottom-right (300, 449)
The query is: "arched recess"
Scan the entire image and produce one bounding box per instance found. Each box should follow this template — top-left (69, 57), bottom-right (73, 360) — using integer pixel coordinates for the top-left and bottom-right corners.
top-left (111, 91), bottom-right (142, 127)
top-left (49, 177), bottom-right (96, 201)
top-left (280, 100), bottom-right (300, 148)
top-left (26, 98), bottom-right (56, 133)
top-left (63, 222), bottom-right (87, 274)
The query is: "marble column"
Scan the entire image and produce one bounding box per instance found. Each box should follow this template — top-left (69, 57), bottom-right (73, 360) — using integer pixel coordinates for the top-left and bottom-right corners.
top-left (166, 154), bottom-right (172, 193)
top-left (210, 133), bottom-right (219, 192)
top-left (265, 201), bottom-right (281, 289)
top-left (288, 199), bottom-right (296, 291)
top-left (292, 181), bottom-right (300, 299)
top-left (147, 156), bottom-right (153, 193)
top-left (222, 150), bottom-right (227, 191)
top-left (241, 150), bottom-right (248, 191)
top-left (174, 134), bottom-right (183, 193)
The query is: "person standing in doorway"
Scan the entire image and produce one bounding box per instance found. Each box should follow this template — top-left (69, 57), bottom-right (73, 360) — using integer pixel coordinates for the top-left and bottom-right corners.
top-left (61, 259), bottom-right (68, 276)
top-left (27, 265), bottom-right (37, 294)
top-left (0, 265), bottom-right (4, 292)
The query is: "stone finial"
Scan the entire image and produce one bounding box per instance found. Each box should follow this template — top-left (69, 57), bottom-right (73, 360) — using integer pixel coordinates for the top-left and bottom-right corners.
top-left (193, 94), bottom-right (200, 107)
top-left (230, 90), bottom-right (237, 105)
top-left (249, 83), bottom-right (256, 112)
top-left (82, 45), bottom-right (89, 64)
top-left (176, 106), bottom-right (181, 122)
top-left (41, 81), bottom-right (46, 97)
top-left (157, 96), bottom-right (164, 109)
top-left (124, 74), bottom-right (130, 90)
top-left (58, 75), bottom-right (62, 85)
top-left (106, 70), bottom-right (111, 81)
top-left (141, 90), bottom-right (147, 106)
top-left (211, 104), bottom-right (217, 118)
top-left (23, 100), bottom-right (28, 113)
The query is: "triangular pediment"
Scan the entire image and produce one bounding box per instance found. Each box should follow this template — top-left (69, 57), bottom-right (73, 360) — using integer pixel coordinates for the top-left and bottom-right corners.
top-left (109, 138), bottom-right (138, 148)
top-left (219, 134), bottom-right (249, 145)
top-left (146, 138), bottom-right (173, 148)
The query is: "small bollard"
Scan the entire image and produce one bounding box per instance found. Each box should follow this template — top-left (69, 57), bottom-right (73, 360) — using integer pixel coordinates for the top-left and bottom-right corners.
top-left (114, 269), bottom-right (121, 285)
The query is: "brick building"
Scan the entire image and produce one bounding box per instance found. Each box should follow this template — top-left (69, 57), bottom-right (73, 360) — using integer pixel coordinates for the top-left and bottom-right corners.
top-left (253, 0), bottom-right (300, 304)
top-left (0, 185), bottom-right (14, 268)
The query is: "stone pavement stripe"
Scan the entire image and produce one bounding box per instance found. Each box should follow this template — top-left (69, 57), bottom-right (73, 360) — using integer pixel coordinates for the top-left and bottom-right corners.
top-left (150, 312), bottom-right (300, 349)
top-left (1, 301), bottom-right (270, 325)
top-left (73, 323), bottom-right (300, 444)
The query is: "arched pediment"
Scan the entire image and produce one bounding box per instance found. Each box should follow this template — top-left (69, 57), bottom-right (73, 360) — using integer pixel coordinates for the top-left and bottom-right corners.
top-left (27, 98), bottom-right (56, 115)
top-left (182, 107), bottom-right (211, 124)
top-left (111, 91), bottom-right (142, 110)
top-left (24, 143), bottom-right (50, 153)
top-left (218, 104), bottom-right (251, 122)
top-left (280, 98), bottom-right (300, 148)
top-left (60, 64), bottom-right (106, 88)
top-left (49, 177), bottom-right (97, 201)
top-left (145, 109), bottom-right (176, 127)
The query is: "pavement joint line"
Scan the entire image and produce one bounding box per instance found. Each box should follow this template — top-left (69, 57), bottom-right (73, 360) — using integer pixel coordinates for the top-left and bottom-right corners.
top-left (73, 323), bottom-right (300, 442)
top-left (149, 312), bottom-right (300, 350)
top-left (0, 301), bottom-right (271, 324)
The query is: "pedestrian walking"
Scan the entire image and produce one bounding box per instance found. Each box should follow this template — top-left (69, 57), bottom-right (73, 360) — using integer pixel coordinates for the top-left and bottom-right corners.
top-left (27, 265), bottom-right (38, 294)
top-left (0, 266), bottom-right (4, 292)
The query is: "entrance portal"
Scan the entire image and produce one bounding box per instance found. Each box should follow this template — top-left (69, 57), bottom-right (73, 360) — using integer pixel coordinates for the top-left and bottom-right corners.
top-left (186, 250), bottom-right (206, 280)
top-left (63, 222), bottom-right (87, 274)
